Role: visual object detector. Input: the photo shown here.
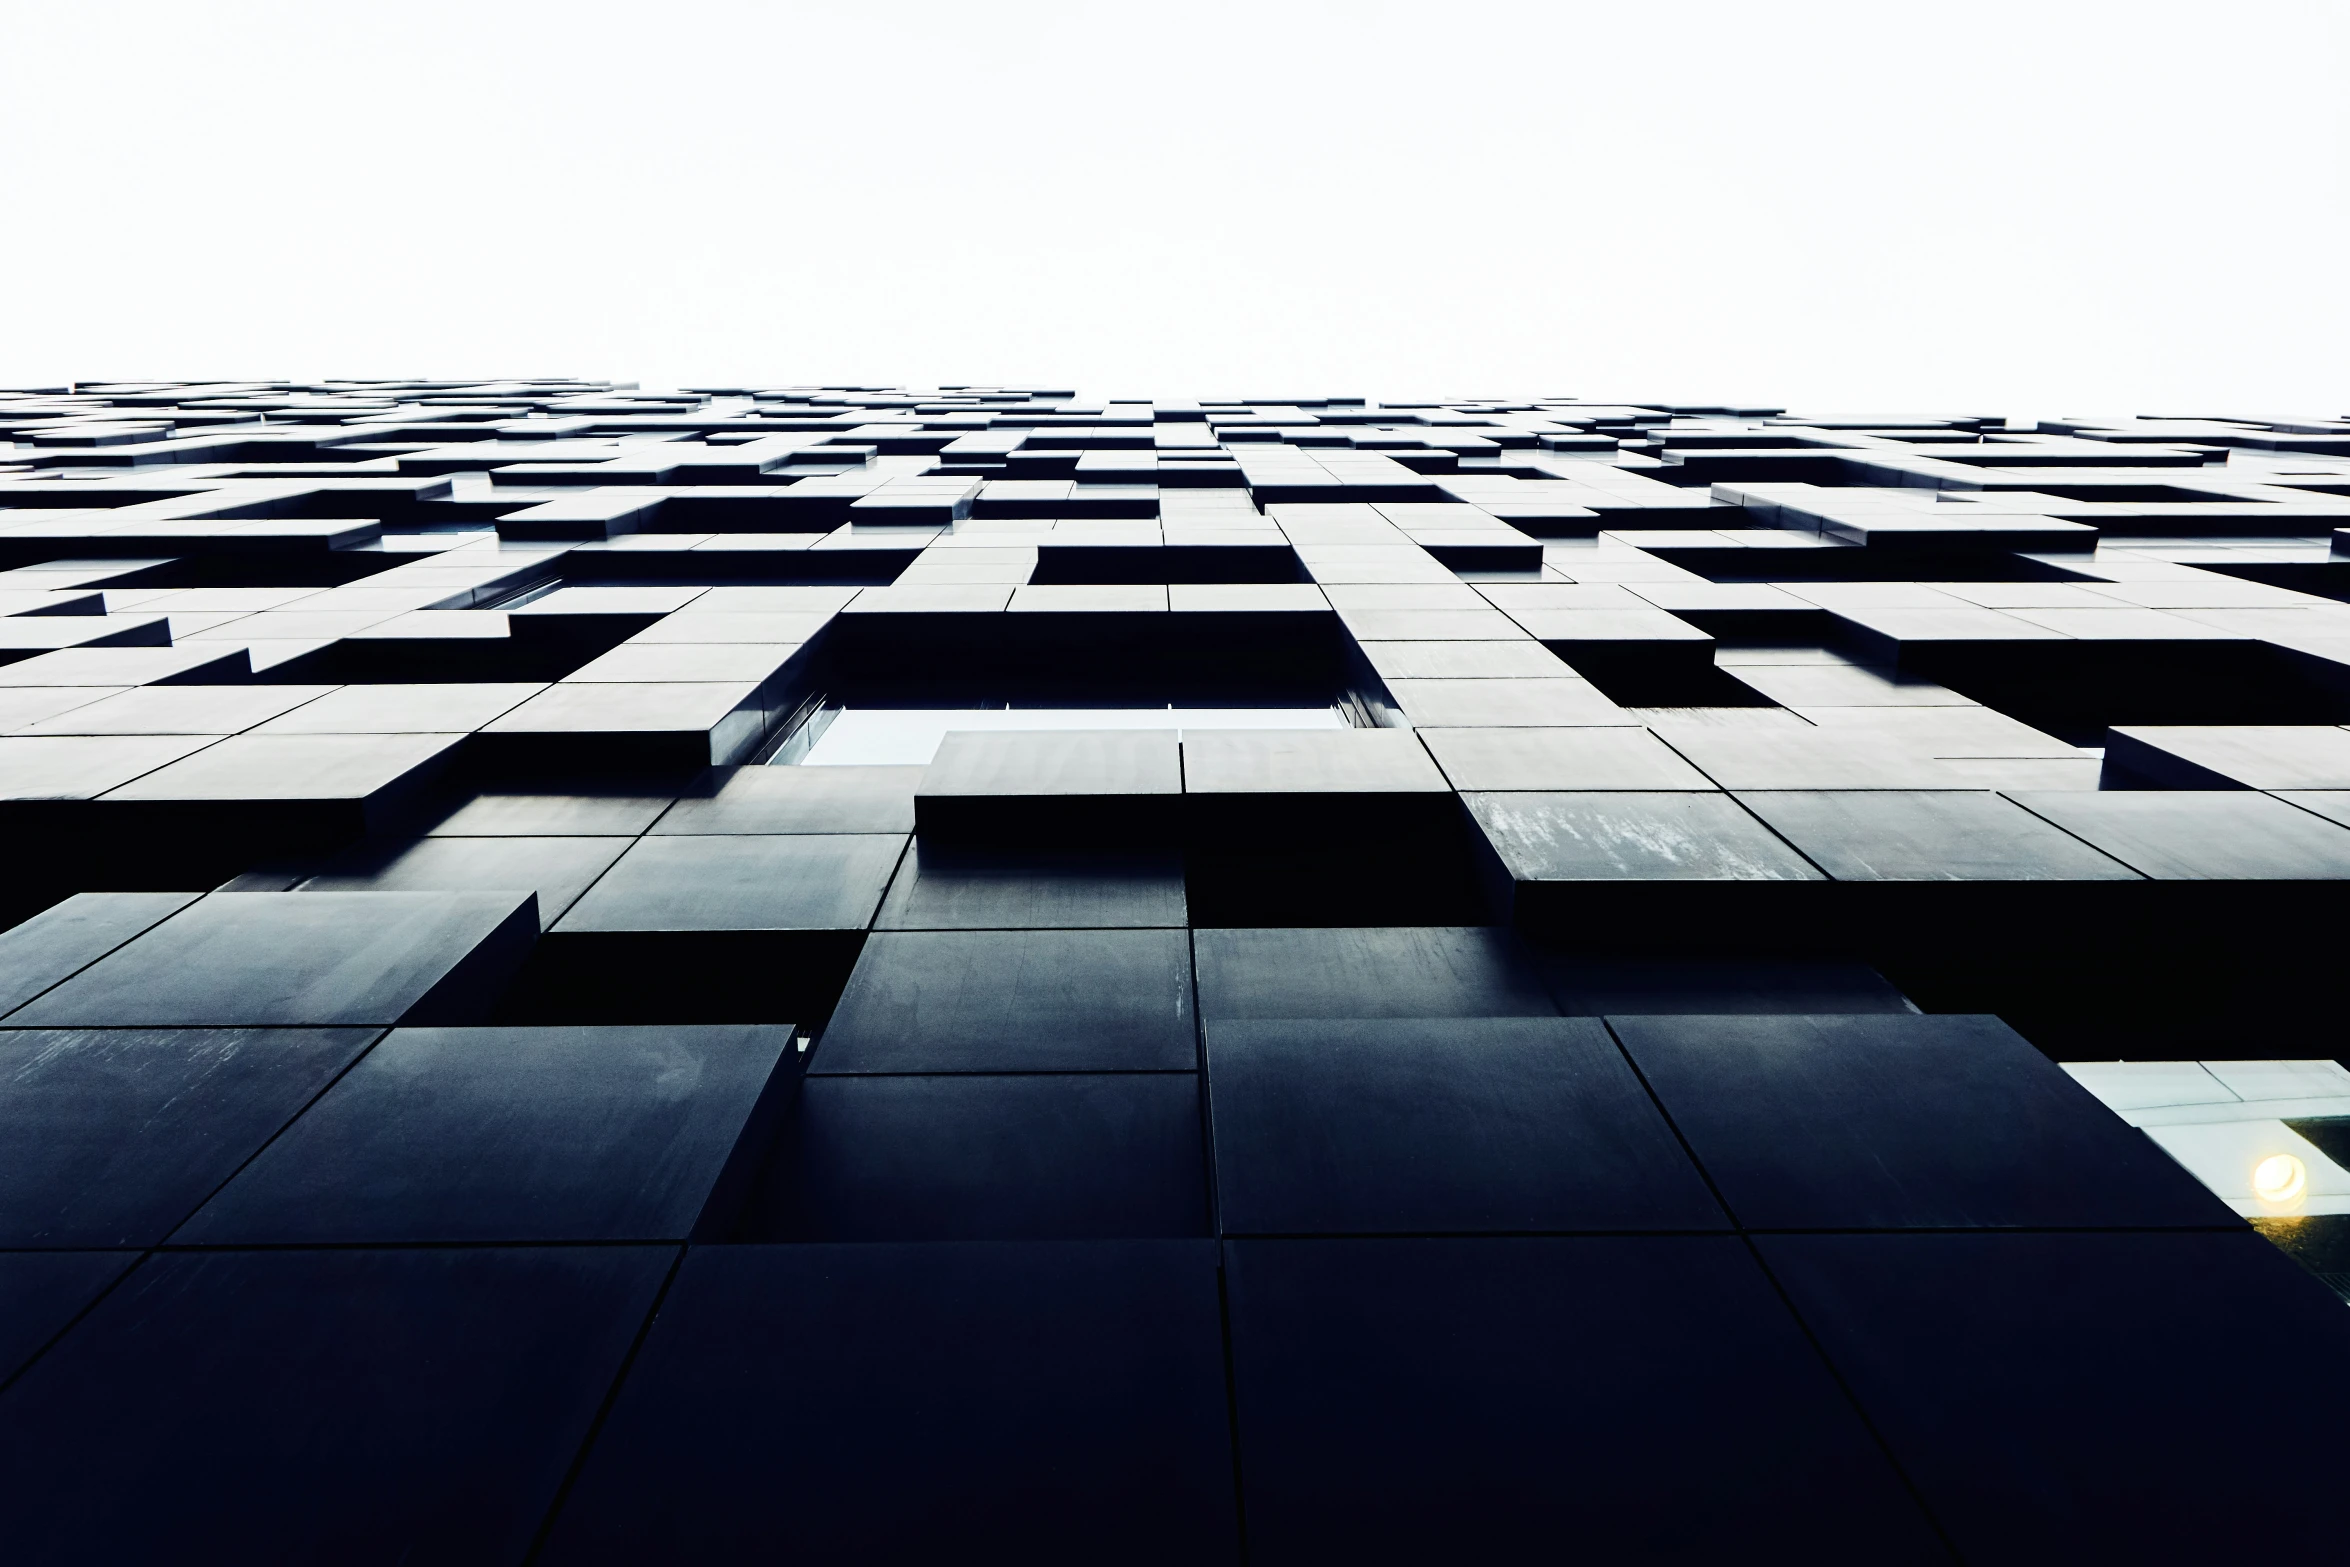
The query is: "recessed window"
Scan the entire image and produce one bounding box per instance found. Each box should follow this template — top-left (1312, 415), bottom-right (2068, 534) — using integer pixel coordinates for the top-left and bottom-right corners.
top-left (2067, 1058), bottom-right (2350, 1299)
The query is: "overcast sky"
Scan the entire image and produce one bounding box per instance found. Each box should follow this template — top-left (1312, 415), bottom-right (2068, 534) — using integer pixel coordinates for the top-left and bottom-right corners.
top-left (2, 0), bottom-right (2343, 415)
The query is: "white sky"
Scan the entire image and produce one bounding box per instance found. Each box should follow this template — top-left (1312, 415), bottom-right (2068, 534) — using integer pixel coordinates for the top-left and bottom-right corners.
top-left (1, 0), bottom-right (2343, 415)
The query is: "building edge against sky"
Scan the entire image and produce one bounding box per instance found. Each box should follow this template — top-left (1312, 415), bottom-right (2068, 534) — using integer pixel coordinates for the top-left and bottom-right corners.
top-left (0, 379), bottom-right (2347, 1558)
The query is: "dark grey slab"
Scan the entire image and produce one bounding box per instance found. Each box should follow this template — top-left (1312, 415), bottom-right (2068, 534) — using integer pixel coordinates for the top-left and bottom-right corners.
top-left (0, 893), bottom-right (198, 1017)
top-left (1651, 721), bottom-right (1971, 790)
top-left (0, 734), bottom-right (217, 800)
top-left (2273, 789), bottom-right (2350, 830)
top-left (651, 764), bottom-right (920, 834)
top-left (1464, 791), bottom-right (1831, 939)
top-left (2006, 789), bottom-right (2350, 878)
top-left (1225, 1237), bottom-right (1943, 1563)
top-left (422, 788), bottom-right (678, 837)
top-left (761, 1073), bottom-right (1207, 1240)
top-left (298, 834), bottom-right (627, 923)
top-left (0, 1252), bottom-right (136, 1384)
top-left (7, 892), bottom-right (538, 1028)
top-left (1190, 726), bottom-right (1439, 780)
top-left (253, 682), bottom-right (548, 736)
top-left (915, 729), bottom-right (1182, 843)
top-left (1466, 791), bottom-right (1823, 881)
top-left (0, 1246), bottom-right (670, 1565)
top-left (1206, 1017), bottom-right (1722, 1233)
top-left (1542, 956), bottom-right (1916, 1015)
top-left (1419, 725), bottom-right (1714, 790)
top-left (567, 640), bottom-right (802, 684)
top-left (555, 833), bottom-right (904, 932)
top-left (0, 687), bottom-right (118, 732)
top-left (2104, 724), bottom-right (2350, 790)
top-left (1357, 639), bottom-right (1572, 680)
top-left (0, 644), bottom-right (249, 689)
top-left (20, 683), bottom-right (331, 736)
top-left (1385, 675), bottom-right (1629, 726)
top-left (178, 1025), bottom-right (797, 1244)
top-left (1761, 1231), bottom-right (2350, 1562)
top-left (1612, 1013), bottom-right (2233, 1229)
top-left (815, 929), bottom-right (1193, 1073)
top-left (541, 1242), bottom-right (1238, 1564)
top-left (1193, 927), bottom-right (1555, 1020)
top-left (0, 1026), bottom-right (379, 1246)
top-left (917, 732), bottom-right (1178, 795)
top-left (875, 844), bottom-right (1187, 929)
top-left (1735, 790), bottom-right (2142, 881)
top-left (100, 732), bottom-right (463, 814)
top-left (479, 680), bottom-right (770, 769)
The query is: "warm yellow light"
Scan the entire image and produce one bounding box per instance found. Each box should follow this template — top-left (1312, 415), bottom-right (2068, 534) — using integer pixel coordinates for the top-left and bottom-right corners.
top-left (2253, 1154), bottom-right (2308, 1205)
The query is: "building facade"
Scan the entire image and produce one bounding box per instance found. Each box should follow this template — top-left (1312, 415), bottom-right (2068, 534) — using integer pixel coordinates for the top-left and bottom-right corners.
top-left (2, 380), bottom-right (2349, 1559)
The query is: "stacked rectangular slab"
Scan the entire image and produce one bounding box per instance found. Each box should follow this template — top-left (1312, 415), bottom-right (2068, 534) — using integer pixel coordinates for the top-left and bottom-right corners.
top-left (4, 380), bottom-right (2350, 1560)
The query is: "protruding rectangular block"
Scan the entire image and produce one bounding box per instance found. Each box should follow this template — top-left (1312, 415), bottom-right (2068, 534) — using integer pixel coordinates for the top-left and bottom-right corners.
top-left (5, 890), bottom-right (539, 1028)
top-left (916, 729), bottom-right (1182, 845)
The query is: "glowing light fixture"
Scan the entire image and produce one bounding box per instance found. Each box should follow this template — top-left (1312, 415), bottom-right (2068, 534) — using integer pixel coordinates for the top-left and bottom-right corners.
top-left (2252, 1153), bottom-right (2308, 1205)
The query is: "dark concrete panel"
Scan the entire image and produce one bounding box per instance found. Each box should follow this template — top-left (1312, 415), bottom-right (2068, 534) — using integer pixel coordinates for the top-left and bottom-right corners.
top-left (0, 892), bottom-right (199, 1017)
top-left (1194, 927), bottom-right (1555, 1020)
top-left (1613, 1013), bottom-right (2234, 1229)
top-left (816, 929), bottom-right (1194, 1072)
top-left (179, 1025), bottom-right (797, 1244)
top-left (1762, 1231), bottom-right (2350, 1561)
top-left (762, 1072), bottom-right (1207, 1241)
top-left (542, 1241), bottom-right (1237, 1564)
top-left (7, 892), bottom-right (538, 1028)
top-left (1226, 1236), bottom-right (1944, 1563)
top-left (1207, 1017), bottom-right (1723, 1233)
top-left (0, 1026), bottom-right (379, 1246)
top-left (0, 1246), bottom-right (671, 1564)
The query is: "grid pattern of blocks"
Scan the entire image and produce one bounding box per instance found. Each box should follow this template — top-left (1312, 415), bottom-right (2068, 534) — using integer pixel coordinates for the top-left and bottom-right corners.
top-left (3, 380), bottom-right (2350, 1560)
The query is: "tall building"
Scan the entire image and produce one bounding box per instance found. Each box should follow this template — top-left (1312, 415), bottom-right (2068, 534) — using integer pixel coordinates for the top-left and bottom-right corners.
top-left (3, 380), bottom-right (2349, 1559)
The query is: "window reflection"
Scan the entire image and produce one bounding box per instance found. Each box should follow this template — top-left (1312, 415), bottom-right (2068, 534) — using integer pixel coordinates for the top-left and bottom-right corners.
top-left (2067, 1059), bottom-right (2350, 1300)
